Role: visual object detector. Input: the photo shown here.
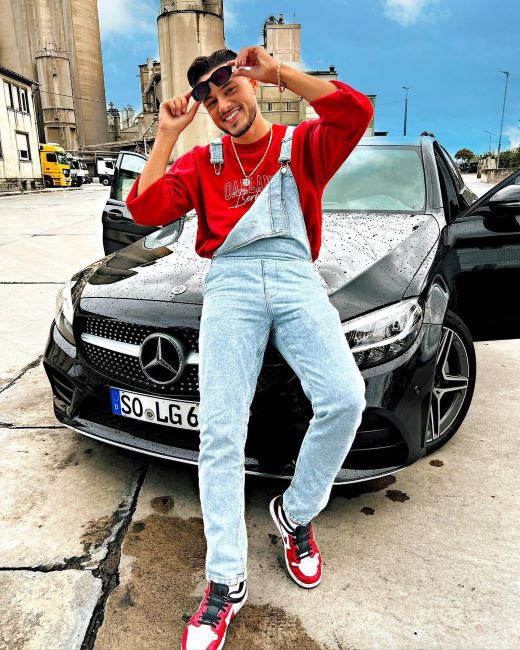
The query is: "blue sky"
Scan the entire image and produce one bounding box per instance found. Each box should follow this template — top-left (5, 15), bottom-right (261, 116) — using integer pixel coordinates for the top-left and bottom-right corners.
top-left (98, 0), bottom-right (520, 158)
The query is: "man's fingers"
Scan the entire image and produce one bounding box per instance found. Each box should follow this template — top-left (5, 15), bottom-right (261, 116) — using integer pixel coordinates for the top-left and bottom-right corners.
top-left (183, 89), bottom-right (193, 100)
top-left (231, 68), bottom-right (252, 78)
top-left (188, 99), bottom-right (201, 117)
top-left (241, 46), bottom-right (259, 67)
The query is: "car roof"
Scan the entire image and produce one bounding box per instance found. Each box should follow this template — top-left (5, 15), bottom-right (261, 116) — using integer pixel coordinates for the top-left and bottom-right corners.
top-left (357, 135), bottom-right (435, 146)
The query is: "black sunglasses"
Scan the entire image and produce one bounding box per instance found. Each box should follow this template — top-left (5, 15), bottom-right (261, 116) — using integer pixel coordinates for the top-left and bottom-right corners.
top-left (192, 64), bottom-right (234, 102)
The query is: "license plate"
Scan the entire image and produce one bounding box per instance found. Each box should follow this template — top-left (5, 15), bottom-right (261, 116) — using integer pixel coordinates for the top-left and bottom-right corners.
top-left (109, 387), bottom-right (199, 431)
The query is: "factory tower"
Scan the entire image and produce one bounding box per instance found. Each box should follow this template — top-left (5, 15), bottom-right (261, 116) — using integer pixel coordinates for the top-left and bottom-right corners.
top-left (158, 0), bottom-right (225, 157)
top-left (0, 0), bottom-right (109, 148)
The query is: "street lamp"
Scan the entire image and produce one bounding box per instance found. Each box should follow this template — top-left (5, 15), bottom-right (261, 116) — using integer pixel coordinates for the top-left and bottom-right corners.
top-left (482, 130), bottom-right (492, 153)
top-left (496, 70), bottom-right (509, 169)
top-left (402, 86), bottom-right (410, 136)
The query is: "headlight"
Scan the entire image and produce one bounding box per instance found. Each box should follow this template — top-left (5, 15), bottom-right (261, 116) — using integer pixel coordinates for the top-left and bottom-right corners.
top-left (55, 281), bottom-right (75, 345)
top-left (342, 298), bottom-right (423, 369)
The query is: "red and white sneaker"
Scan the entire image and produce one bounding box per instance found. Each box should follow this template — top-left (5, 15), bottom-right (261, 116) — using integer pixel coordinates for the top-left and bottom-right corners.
top-left (181, 579), bottom-right (247, 650)
top-left (269, 495), bottom-right (322, 588)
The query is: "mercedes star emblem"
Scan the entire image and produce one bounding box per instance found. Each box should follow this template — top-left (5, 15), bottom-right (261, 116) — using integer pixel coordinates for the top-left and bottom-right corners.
top-left (139, 333), bottom-right (185, 385)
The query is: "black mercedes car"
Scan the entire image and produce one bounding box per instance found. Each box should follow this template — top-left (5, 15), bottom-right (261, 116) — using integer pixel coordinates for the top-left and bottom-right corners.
top-left (42, 135), bottom-right (520, 484)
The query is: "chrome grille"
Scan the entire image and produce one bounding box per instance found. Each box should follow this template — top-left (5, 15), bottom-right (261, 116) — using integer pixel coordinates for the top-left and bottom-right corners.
top-left (82, 342), bottom-right (200, 395)
top-left (83, 317), bottom-right (198, 351)
top-left (77, 315), bottom-right (286, 395)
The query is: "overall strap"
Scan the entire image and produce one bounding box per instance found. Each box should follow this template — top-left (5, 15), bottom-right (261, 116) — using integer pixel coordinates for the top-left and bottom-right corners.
top-left (278, 125), bottom-right (296, 164)
top-left (209, 138), bottom-right (224, 175)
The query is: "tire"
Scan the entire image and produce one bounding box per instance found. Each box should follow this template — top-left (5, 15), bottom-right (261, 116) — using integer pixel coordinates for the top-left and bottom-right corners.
top-left (101, 176), bottom-right (111, 186)
top-left (44, 176), bottom-right (53, 188)
top-left (425, 309), bottom-right (476, 453)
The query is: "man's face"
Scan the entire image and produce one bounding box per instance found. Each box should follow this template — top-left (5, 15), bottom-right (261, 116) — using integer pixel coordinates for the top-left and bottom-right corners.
top-left (197, 64), bottom-right (258, 137)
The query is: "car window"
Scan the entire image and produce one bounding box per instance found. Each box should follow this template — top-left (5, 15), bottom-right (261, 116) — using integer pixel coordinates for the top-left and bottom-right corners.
top-left (322, 146), bottom-right (426, 212)
top-left (46, 152), bottom-right (57, 163)
top-left (435, 152), bottom-right (459, 221)
top-left (114, 153), bottom-right (147, 202)
top-left (437, 143), bottom-right (464, 191)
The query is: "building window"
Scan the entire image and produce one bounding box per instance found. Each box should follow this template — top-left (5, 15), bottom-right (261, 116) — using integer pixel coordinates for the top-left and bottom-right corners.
top-left (4, 81), bottom-right (13, 108)
top-left (16, 131), bottom-right (31, 161)
top-left (20, 88), bottom-right (29, 113)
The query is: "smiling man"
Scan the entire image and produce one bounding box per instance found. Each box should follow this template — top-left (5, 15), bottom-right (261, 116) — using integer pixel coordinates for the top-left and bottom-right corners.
top-left (126, 45), bottom-right (373, 650)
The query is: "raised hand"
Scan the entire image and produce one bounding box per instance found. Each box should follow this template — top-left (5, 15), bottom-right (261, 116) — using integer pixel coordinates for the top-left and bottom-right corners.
top-left (158, 90), bottom-right (202, 136)
top-left (230, 46), bottom-right (278, 85)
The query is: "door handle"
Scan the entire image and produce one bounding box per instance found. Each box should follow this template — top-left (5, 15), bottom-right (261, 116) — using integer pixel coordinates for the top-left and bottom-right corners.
top-left (106, 210), bottom-right (125, 222)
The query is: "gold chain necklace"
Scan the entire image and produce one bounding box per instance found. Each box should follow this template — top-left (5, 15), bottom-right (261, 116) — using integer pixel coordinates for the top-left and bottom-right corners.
top-left (230, 125), bottom-right (273, 187)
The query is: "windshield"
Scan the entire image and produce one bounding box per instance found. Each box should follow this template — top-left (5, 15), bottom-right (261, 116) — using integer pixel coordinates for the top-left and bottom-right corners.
top-left (79, 161), bottom-right (87, 170)
top-left (57, 153), bottom-right (68, 166)
top-left (323, 145), bottom-right (426, 212)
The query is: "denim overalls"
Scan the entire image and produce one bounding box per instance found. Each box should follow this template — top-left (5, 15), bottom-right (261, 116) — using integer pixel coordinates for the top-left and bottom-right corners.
top-left (198, 126), bottom-right (366, 585)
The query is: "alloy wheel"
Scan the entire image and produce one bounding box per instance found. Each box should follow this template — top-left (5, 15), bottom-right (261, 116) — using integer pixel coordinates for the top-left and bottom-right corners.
top-left (425, 325), bottom-right (470, 445)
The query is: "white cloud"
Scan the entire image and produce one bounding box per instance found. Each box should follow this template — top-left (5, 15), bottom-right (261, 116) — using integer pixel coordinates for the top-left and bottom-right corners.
top-left (98, 0), bottom-right (157, 38)
top-left (504, 125), bottom-right (520, 149)
top-left (381, 0), bottom-right (439, 26)
top-left (224, 0), bottom-right (250, 34)
top-left (224, 1), bottom-right (238, 30)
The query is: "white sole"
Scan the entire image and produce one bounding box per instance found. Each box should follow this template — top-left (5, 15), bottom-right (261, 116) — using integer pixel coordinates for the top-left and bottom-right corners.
top-left (268, 497), bottom-right (321, 589)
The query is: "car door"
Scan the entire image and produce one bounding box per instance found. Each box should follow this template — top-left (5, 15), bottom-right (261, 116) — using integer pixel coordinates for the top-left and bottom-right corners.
top-left (101, 151), bottom-right (184, 255)
top-left (443, 167), bottom-right (520, 340)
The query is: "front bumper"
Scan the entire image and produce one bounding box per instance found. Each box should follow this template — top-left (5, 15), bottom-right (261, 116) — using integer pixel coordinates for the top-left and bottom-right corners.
top-left (43, 315), bottom-right (439, 485)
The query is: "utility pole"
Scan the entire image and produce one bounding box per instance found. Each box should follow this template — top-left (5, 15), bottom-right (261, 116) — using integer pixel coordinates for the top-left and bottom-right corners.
top-left (496, 70), bottom-right (509, 169)
top-left (402, 86), bottom-right (410, 136)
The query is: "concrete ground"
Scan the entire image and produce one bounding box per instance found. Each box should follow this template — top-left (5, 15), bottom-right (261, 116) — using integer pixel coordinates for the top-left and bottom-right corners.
top-left (0, 182), bottom-right (518, 650)
top-left (460, 172), bottom-right (496, 197)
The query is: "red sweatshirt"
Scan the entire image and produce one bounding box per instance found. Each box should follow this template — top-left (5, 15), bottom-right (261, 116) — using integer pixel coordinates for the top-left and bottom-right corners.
top-left (126, 80), bottom-right (373, 261)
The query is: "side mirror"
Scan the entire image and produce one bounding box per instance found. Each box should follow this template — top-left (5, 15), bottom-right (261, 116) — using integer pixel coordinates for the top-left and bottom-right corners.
top-left (488, 185), bottom-right (520, 213)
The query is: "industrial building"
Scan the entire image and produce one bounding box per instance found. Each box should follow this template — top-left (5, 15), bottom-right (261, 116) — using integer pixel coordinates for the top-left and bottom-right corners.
top-left (0, 66), bottom-right (42, 192)
top-left (0, 0), bottom-right (109, 150)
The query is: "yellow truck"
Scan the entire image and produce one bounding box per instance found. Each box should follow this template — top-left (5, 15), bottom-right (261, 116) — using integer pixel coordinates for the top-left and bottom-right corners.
top-left (39, 143), bottom-right (72, 188)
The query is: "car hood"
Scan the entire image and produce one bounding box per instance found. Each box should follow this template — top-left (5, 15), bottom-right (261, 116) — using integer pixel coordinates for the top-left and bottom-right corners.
top-left (79, 212), bottom-right (440, 318)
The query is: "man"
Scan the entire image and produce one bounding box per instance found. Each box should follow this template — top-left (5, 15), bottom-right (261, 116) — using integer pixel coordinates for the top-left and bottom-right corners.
top-left (126, 45), bottom-right (373, 650)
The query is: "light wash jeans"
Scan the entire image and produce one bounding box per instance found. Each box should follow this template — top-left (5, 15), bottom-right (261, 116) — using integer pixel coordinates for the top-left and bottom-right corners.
top-left (197, 127), bottom-right (366, 584)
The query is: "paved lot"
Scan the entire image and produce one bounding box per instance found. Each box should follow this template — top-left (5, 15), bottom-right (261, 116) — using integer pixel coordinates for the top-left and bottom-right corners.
top-left (460, 172), bottom-right (496, 197)
top-left (0, 181), bottom-right (518, 649)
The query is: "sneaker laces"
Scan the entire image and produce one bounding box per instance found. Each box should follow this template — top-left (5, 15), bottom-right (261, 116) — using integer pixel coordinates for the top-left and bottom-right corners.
top-left (292, 524), bottom-right (314, 560)
top-left (197, 583), bottom-right (230, 629)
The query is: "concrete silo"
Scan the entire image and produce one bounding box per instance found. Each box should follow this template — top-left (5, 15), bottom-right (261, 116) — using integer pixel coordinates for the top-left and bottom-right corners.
top-left (0, 0), bottom-right (108, 149)
top-left (158, 0), bottom-right (225, 157)
top-left (32, 0), bottom-right (78, 150)
top-left (66, 0), bottom-right (109, 146)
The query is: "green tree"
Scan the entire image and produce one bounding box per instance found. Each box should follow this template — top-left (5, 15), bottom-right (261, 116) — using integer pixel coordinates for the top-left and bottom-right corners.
top-left (498, 148), bottom-right (520, 167)
top-left (455, 148), bottom-right (476, 162)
